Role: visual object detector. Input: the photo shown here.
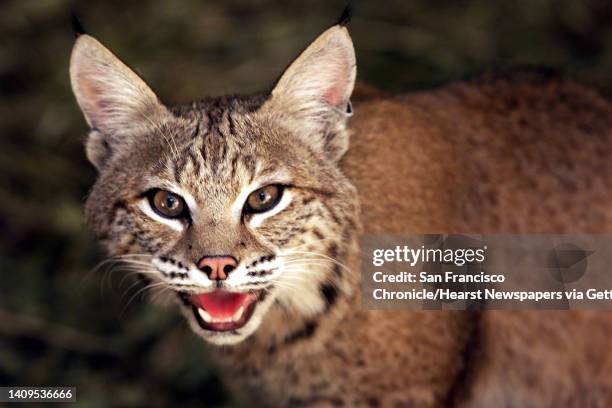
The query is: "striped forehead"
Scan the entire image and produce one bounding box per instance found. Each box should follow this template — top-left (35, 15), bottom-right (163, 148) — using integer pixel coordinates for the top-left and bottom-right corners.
top-left (160, 96), bottom-right (285, 209)
top-left (172, 134), bottom-right (257, 194)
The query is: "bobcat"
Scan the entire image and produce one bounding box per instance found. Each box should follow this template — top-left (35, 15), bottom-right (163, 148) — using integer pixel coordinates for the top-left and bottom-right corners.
top-left (70, 17), bottom-right (612, 408)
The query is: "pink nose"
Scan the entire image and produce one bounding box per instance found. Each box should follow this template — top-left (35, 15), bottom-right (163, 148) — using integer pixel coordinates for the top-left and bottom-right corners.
top-left (197, 256), bottom-right (237, 280)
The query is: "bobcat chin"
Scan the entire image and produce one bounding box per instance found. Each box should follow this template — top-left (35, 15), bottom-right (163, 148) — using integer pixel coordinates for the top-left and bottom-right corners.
top-left (70, 19), bottom-right (612, 407)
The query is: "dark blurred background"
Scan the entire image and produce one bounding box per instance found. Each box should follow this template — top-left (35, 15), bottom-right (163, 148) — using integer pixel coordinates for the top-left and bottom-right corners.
top-left (1, 1), bottom-right (612, 406)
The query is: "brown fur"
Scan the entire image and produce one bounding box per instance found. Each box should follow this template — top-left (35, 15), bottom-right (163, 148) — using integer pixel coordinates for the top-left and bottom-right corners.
top-left (214, 72), bottom-right (612, 407)
top-left (348, 72), bottom-right (612, 406)
top-left (347, 71), bottom-right (612, 234)
top-left (70, 24), bottom-right (612, 407)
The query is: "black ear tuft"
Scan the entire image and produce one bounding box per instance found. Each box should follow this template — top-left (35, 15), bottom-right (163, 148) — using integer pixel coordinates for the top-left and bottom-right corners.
top-left (336, 4), bottom-right (352, 27)
top-left (71, 13), bottom-right (87, 38)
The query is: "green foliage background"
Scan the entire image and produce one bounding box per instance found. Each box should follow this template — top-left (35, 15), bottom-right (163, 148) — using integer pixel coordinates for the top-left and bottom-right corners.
top-left (1, 1), bottom-right (611, 406)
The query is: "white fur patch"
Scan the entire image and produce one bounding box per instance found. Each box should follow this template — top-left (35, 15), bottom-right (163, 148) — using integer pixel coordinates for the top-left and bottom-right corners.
top-left (168, 184), bottom-right (197, 214)
top-left (277, 255), bottom-right (330, 316)
top-left (224, 258), bottom-right (283, 288)
top-left (231, 180), bottom-right (260, 219)
top-left (137, 199), bottom-right (184, 232)
top-left (187, 268), bottom-right (214, 288)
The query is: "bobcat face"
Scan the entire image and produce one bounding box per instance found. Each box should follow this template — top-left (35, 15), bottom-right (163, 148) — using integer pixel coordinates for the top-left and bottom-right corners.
top-left (70, 24), bottom-right (358, 344)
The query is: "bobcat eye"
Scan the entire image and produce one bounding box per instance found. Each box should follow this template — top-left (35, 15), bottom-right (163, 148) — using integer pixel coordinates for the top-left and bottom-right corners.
top-left (245, 185), bottom-right (283, 213)
top-left (147, 189), bottom-right (188, 219)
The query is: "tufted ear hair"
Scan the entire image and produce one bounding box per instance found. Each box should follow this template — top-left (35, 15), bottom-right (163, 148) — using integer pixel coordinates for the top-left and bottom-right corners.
top-left (69, 34), bottom-right (169, 170)
top-left (264, 24), bottom-right (357, 162)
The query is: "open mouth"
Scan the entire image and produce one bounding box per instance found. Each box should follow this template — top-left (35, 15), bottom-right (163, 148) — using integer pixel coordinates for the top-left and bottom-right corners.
top-left (187, 290), bottom-right (265, 332)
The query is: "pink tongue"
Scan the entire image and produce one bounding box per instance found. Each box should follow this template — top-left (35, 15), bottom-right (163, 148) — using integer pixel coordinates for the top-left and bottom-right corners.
top-left (192, 291), bottom-right (248, 318)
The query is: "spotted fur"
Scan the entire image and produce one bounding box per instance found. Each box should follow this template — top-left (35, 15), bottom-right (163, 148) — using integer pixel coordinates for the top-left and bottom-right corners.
top-left (70, 21), bottom-right (612, 408)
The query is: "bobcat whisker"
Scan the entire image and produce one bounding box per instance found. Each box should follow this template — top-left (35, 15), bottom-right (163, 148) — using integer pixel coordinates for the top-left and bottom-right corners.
top-left (101, 264), bottom-right (151, 293)
top-left (283, 237), bottom-right (354, 252)
top-left (280, 263), bottom-right (339, 277)
top-left (266, 279), bottom-right (306, 293)
top-left (87, 253), bottom-right (152, 274)
top-left (120, 273), bottom-right (154, 296)
top-left (82, 253), bottom-right (153, 290)
top-left (121, 281), bottom-right (168, 315)
top-left (280, 251), bottom-right (352, 274)
top-left (281, 259), bottom-right (335, 267)
top-left (281, 267), bottom-right (338, 285)
top-left (230, 283), bottom-right (275, 292)
top-left (149, 286), bottom-right (174, 306)
top-left (119, 268), bottom-right (163, 288)
top-left (118, 264), bottom-right (162, 287)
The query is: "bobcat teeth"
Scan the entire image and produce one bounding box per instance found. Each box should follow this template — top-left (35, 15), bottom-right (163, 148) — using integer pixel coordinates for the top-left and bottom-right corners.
top-left (198, 308), bottom-right (213, 323)
top-left (197, 306), bottom-right (243, 323)
top-left (232, 306), bottom-right (244, 322)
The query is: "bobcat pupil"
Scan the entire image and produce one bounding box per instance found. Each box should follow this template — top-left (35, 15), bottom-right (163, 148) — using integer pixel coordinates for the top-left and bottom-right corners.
top-left (246, 185), bottom-right (282, 213)
top-left (166, 196), bottom-right (176, 208)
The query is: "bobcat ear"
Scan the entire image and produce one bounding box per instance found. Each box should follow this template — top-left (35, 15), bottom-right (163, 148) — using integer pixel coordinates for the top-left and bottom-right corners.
top-left (266, 25), bottom-right (356, 161)
top-left (69, 35), bottom-right (167, 169)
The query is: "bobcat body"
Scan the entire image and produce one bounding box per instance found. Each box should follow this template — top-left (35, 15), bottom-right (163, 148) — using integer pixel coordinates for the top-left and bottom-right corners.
top-left (70, 20), bottom-right (612, 407)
